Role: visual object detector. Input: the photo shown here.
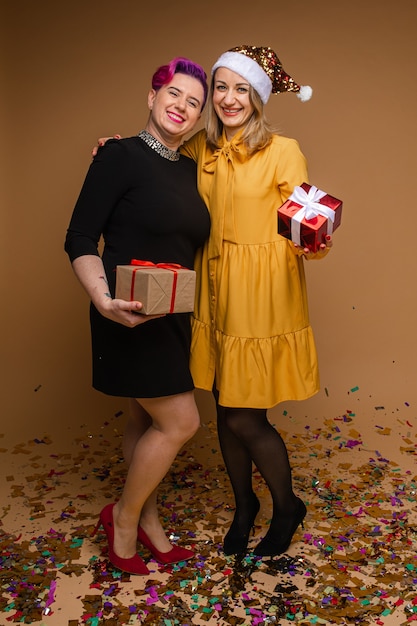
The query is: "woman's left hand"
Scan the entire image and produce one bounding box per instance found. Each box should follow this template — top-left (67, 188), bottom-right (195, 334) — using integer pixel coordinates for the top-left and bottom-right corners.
top-left (294, 235), bottom-right (333, 259)
top-left (92, 134), bottom-right (121, 157)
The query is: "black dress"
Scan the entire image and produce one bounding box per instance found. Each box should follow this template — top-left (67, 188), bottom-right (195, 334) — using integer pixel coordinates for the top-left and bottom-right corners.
top-left (65, 136), bottom-right (210, 398)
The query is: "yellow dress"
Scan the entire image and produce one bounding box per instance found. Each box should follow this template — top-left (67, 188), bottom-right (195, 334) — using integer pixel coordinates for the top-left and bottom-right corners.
top-left (181, 129), bottom-right (321, 409)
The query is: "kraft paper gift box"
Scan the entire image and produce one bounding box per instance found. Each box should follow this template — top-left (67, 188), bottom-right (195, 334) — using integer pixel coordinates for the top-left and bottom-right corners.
top-left (278, 182), bottom-right (343, 252)
top-left (115, 260), bottom-right (196, 315)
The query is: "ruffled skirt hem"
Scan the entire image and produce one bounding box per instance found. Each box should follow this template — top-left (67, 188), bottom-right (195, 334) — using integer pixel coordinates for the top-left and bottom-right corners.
top-left (190, 317), bottom-right (320, 409)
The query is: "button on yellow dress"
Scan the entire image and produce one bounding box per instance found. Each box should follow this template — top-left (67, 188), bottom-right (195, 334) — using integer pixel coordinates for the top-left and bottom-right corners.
top-left (181, 129), bottom-right (321, 409)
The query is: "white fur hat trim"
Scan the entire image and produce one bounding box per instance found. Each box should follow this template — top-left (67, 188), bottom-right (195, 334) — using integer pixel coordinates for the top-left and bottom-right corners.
top-left (211, 51), bottom-right (272, 104)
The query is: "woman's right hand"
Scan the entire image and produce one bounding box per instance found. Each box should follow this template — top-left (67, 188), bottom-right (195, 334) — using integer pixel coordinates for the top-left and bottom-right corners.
top-left (98, 297), bottom-right (165, 327)
top-left (71, 256), bottom-right (165, 327)
top-left (92, 134), bottom-right (121, 157)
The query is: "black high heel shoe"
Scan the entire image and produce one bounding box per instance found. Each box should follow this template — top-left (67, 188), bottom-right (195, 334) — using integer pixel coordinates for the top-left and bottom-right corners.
top-left (223, 494), bottom-right (260, 556)
top-left (253, 497), bottom-right (307, 557)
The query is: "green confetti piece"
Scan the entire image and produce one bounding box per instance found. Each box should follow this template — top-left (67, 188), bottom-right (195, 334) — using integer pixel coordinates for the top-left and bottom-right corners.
top-left (70, 538), bottom-right (83, 548)
top-left (350, 386), bottom-right (359, 392)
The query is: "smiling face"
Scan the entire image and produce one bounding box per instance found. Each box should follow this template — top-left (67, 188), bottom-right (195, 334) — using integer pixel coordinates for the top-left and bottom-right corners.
top-left (146, 73), bottom-right (204, 149)
top-left (212, 67), bottom-right (255, 140)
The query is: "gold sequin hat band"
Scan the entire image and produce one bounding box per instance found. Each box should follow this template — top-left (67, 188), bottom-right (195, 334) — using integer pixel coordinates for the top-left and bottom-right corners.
top-left (211, 45), bottom-right (312, 104)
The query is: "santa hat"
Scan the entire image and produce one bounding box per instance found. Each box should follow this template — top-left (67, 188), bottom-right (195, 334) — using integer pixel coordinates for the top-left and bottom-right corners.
top-left (211, 45), bottom-right (312, 104)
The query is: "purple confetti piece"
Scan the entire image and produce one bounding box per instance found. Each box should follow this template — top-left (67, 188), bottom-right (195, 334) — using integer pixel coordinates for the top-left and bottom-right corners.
top-left (45, 579), bottom-right (57, 608)
top-left (346, 439), bottom-right (361, 448)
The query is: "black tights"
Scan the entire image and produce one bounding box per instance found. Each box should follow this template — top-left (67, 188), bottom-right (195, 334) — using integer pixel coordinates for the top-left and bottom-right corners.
top-left (215, 397), bottom-right (298, 528)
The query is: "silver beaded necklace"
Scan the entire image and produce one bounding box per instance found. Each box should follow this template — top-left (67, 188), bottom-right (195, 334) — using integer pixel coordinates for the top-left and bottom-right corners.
top-left (137, 130), bottom-right (180, 162)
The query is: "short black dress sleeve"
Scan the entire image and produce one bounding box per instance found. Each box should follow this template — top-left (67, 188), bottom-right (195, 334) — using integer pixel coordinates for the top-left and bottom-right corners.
top-left (65, 136), bottom-right (210, 398)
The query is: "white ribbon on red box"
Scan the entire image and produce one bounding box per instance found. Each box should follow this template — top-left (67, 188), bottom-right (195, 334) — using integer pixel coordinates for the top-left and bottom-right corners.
top-left (289, 185), bottom-right (335, 246)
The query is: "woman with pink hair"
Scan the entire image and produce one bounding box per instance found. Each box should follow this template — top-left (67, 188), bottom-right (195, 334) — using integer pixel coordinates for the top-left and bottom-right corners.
top-left (65, 57), bottom-right (209, 575)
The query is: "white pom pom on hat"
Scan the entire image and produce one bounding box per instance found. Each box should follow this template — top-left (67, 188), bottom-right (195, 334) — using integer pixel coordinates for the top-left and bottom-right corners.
top-left (297, 85), bottom-right (313, 102)
top-left (211, 45), bottom-right (312, 104)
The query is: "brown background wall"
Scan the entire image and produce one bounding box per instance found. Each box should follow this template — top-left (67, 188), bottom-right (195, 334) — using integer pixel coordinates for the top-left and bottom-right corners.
top-left (2, 0), bottom-right (416, 448)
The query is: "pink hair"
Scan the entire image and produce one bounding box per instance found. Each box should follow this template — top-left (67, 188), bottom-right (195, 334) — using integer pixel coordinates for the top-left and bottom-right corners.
top-left (151, 57), bottom-right (208, 110)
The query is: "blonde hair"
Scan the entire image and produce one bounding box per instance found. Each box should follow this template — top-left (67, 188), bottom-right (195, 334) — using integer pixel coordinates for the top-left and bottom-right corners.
top-left (205, 77), bottom-right (277, 154)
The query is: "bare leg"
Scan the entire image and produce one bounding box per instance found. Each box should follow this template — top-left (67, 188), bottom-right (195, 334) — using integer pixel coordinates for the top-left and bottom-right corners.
top-left (112, 391), bottom-right (200, 559)
top-left (123, 399), bottom-right (160, 529)
top-left (122, 398), bottom-right (152, 464)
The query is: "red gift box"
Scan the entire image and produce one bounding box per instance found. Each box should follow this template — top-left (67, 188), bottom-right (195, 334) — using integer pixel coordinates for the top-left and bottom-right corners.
top-left (278, 182), bottom-right (343, 252)
top-left (115, 260), bottom-right (196, 315)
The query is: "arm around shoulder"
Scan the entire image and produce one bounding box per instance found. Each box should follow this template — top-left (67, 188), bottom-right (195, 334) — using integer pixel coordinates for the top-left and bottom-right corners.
top-left (180, 129), bottom-right (206, 162)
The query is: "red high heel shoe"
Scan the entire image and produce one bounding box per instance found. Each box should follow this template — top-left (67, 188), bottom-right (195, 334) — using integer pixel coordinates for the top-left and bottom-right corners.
top-left (137, 526), bottom-right (194, 565)
top-left (92, 503), bottom-right (149, 575)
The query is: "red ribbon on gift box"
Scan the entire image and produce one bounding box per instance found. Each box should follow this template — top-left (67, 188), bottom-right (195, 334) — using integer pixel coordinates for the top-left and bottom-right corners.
top-left (129, 259), bottom-right (185, 313)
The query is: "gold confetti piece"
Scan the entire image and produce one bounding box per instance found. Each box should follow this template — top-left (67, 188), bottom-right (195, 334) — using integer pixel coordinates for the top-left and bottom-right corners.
top-left (376, 427), bottom-right (392, 435)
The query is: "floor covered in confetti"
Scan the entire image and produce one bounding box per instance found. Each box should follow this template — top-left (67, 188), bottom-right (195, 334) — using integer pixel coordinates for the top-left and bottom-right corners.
top-left (1, 390), bottom-right (417, 626)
